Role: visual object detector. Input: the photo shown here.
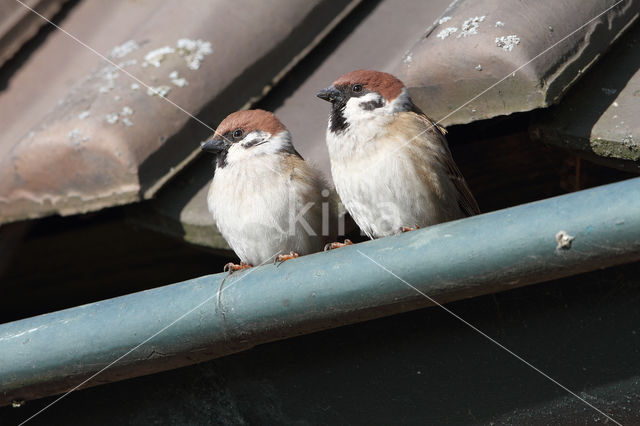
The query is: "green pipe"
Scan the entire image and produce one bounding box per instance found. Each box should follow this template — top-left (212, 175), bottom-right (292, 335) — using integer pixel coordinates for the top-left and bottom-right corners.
top-left (2, 177), bottom-right (640, 406)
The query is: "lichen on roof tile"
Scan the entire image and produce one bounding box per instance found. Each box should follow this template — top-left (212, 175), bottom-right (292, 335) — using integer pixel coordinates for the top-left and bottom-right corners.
top-left (437, 27), bottom-right (457, 39)
top-left (395, 0), bottom-right (639, 126)
top-left (169, 70), bottom-right (188, 87)
top-left (146, 85), bottom-right (171, 97)
top-left (457, 15), bottom-right (485, 38)
top-left (495, 35), bottom-right (520, 51)
top-left (109, 40), bottom-right (140, 59)
top-left (105, 113), bottom-right (119, 124)
top-left (143, 46), bottom-right (176, 68)
top-left (176, 38), bottom-right (213, 70)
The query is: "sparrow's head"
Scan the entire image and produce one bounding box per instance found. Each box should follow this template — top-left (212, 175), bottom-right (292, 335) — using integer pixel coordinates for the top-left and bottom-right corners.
top-left (317, 70), bottom-right (411, 133)
top-left (201, 109), bottom-right (297, 168)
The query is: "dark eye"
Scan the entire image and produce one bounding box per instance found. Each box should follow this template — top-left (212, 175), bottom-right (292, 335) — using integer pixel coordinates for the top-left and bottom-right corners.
top-left (233, 129), bottom-right (244, 139)
top-left (352, 84), bottom-right (363, 93)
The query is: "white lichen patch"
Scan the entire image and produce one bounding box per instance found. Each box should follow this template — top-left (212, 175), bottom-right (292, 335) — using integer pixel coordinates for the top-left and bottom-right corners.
top-left (601, 88), bottom-right (617, 95)
top-left (176, 38), bottom-right (213, 70)
top-left (437, 27), bottom-right (458, 39)
top-left (131, 83), bottom-right (140, 90)
top-left (78, 110), bottom-right (90, 120)
top-left (438, 16), bottom-right (452, 25)
top-left (457, 16), bottom-right (485, 38)
top-left (475, 64), bottom-right (482, 71)
top-left (99, 81), bottom-right (114, 93)
top-left (403, 52), bottom-right (413, 65)
top-left (110, 40), bottom-right (139, 59)
top-left (495, 21), bottom-right (504, 27)
top-left (169, 70), bottom-right (188, 87)
top-left (172, 77), bottom-right (188, 87)
top-left (138, 39), bottom-right (213, 70)
top-left (143, 46), bottom-right (176, 68)
top-left (99, 70), bottom-right (119, 93)
top-left (105, 107), bottom-right (134, 127)
top-left (147, 85), bottom-right (172, 97)
top-left (68, 128), bottom-right (89, 145)
top-left (117, 59), bottom-right (137, 68)
top-left (106, 113), bottom-right (119, 124)
top-left (68, 128), bottom-right (81, 142)
top-left (495, 35), bottom-right (520, 51)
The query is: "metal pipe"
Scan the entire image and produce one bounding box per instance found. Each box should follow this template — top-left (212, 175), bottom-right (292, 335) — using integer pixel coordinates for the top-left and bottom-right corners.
top-left (2, 177), bottom-right (640, 406)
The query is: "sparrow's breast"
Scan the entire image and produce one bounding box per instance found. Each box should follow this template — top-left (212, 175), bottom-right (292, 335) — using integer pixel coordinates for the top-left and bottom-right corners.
top-left (207, 156), bottom-right (325, 264)
top-left (328, 133), bottom-right (456, 238)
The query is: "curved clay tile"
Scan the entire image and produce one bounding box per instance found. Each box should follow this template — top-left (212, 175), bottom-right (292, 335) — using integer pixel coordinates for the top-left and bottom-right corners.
top-left (393, 0), bottom-right (640, 126)
top-left (0, 0), bottom-right (362, 224)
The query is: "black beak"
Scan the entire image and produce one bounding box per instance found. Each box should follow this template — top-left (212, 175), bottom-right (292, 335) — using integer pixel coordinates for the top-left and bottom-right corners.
top-left (200, 138), bottom-right (228, 154)
top-left (316, 86), bottom-right (342, 103)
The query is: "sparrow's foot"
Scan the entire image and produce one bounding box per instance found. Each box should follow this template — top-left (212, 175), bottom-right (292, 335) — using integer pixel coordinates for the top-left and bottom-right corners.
top-left (399, 225), bottom-right (421, 233)
top-left (275, 251), bottom-right (300, 263)
top-left (324, 239), bottom-right (353, 251)
top-left (223, 262), bottom-right (252, 273)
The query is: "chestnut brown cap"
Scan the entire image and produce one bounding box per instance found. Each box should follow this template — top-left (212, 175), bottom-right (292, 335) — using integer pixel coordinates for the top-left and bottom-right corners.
top-left (333, 69), bottom-right (405, 101)
top-left (214, 109), bottom-right (286, 138)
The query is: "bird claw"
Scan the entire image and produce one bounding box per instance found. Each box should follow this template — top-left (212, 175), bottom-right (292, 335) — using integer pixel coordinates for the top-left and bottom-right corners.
top-left (398, 225), bottom-right (420, 233)
top-left (275, 251), bottom-right (300, 264)
top-left (324, 239), bottom-right (353, 251)
top-left (223, 262), bottom-right (252, 273)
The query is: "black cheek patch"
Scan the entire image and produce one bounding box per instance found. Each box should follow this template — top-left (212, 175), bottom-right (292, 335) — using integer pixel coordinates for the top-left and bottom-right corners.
top-left (330, 103), bottom-right (348, 134)
top-left (216, 151), bottom-right (228, 169)
top-left (360, 98), bottom-right (384, 111)
top-left (242, 138), bottom-right (263, 149)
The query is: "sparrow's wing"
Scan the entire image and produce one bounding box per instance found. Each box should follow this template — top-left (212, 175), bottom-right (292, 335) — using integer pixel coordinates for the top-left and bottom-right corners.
top-left (410, 103), bottom-right (449, 136)
top-left (407, 109), bottom-right (481, 217)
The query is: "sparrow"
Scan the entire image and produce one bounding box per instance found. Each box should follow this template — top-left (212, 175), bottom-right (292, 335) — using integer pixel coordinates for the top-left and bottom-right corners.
top-left (201, 109), bottom-right (330, 271)
top-left (317, 69), bottom-right (479, 241)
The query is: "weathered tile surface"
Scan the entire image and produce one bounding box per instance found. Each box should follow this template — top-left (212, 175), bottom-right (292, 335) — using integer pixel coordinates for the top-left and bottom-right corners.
top-left (0, 0), bottom-right (359, 224)
top-left (531, 22), bottom-right (640, 173)
top-left (0, 0), bottom-right (67, 68)
top-left (394, 0), bottom-right (639, 126)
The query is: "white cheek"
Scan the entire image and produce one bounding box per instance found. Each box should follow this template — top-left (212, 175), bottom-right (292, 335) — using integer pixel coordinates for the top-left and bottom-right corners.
top-left (251, 131), bottom-right (290, 155)
top-left (241, 130), bottom-right (270, 148)
top-left (225, 144), bottom-right (244, 164)
top-left (225, 130), bottom-right (293, 164)
top-left (344, 93), bottom-right (383, 122)
top-left (225, 130), bottom-right (270, 164)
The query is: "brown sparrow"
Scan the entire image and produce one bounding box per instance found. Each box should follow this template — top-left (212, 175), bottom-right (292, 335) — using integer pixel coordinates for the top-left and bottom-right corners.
top-left (201, 109), bottom-right (329, 271)
top-left (317, 69), bottom-right (479, 240)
